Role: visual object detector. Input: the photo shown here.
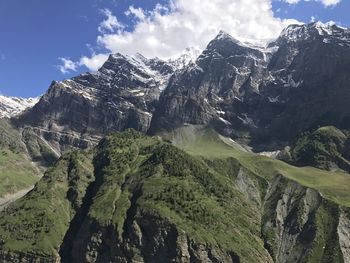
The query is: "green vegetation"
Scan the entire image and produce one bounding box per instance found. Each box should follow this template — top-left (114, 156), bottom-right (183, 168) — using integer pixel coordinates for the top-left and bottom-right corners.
top-left (305, 200), bottom-right (344, 263)
top-left (0, 150), bottom-right (94, 257)
top-left (0, 120), bottom-right (42, 197)
top-left (0, 149), bottom-right (39, 196)
top-left (176, 127), bottom-right (350, 207)
top-left (0, 130), bottom-right (271, 262)
top-left (86, 130), bottom-right (270, 261)
top-left (2, 128), bottom-right (350, 262)
top-left (291, 126), bottom-right (350, 171)
top-left (22, 128), bottom-right (58, 166)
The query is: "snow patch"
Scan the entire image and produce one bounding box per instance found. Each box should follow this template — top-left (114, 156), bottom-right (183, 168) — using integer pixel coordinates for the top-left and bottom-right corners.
top-left (0, 95), bottom-right (40, 118)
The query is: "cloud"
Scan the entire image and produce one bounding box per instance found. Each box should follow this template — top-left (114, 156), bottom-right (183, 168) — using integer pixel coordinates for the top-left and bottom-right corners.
top-left (80, 53), bottom-right (109, 71)
top-left (61, 1), bottom-right (301, 73)
top-left (57, 58), bottom-right (78, 74)
top-left (283, 0), bottom-right (342, 7)
top-left (98, 8), bottom-right (124, 33)
top-left (319, 0), bottom-right (341, 6)
top-left (284, 0), bottom-right (300, 4)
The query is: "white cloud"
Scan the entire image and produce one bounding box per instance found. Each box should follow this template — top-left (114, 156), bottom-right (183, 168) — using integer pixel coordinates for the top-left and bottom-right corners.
top-left (98, 9), bottom-right (124, 33)
top-left (284, 0), bottom-right (300, 4)
top-left (319, 0), bottom-right (341, 6)
top-left (57, 58), bottom-right (78, 74)
top-left (283, 0), bottom-right (342, 7)
top-left (61, 1), bottom-right (301, 73)
top-left (80, 53), bottom-right (109, 71)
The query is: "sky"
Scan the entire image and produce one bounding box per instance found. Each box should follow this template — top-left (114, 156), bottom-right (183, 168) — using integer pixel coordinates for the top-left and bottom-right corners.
top-left (0, 0), bottom-right (349, 98)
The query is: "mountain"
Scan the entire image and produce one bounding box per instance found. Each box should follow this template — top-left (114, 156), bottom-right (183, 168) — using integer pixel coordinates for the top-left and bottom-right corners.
top-left (1, 128), bottom-right (350, 262)
top-left (150, 22), bottom-right (350, 149)
top-left (2, 22), bottom-right (350, 262)
top-left (15, 50), bottom-right (199, 153)
top-left (14, 22), bottom-right (350, 153)
top-left (149, 30), bottom-right (273, 137)
top-left (0, 95), bottom-right (39, 118)
top-left (167, 47), bottom-right (202, 70)
top-left (0, 48), bottom-right (198, 206)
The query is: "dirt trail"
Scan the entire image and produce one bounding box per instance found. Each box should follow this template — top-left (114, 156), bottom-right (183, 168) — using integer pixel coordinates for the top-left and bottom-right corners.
top-left (0, 187), bottom-right (33, 211)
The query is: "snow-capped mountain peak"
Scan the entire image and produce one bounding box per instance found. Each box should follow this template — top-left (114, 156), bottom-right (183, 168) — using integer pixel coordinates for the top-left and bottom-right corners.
top-left (279, 22), bottom-right (350, 43)
top-left (0, 95), bottom-right (39, 118)
top-left (167, 47), bottom-right (202, 70)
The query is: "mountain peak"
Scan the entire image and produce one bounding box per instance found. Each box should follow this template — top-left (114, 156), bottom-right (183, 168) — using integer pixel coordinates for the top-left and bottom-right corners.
top-left (279, 22), bottom-right (349, 42)
top-left (0, 95), bottom-right (39, 118)
top-left (167, 47), bottom-right (202, 70)
top-left (214, 30), bottom-right (242, 44)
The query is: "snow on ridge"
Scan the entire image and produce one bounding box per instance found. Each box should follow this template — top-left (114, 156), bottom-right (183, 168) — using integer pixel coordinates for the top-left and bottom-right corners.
top-left (167, 47), bottom-right (202, 70)
top-left (280, 22), bottom-right (350, 42)
top-left (0, 95), bottom-right (40, 118)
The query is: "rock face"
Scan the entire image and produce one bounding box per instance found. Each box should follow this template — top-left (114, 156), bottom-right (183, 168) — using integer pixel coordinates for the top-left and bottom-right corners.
top-left (150, 22), bottom-right (350, 149)
top-left (22, 54), bottom-right (171, 131)
top-left (13, 22), bottom-right (350, 152)
top-left (149, 31), bottom-right (274, 136)
top-left (0, 95), bottom-right (39, 118)
top-left (16, 53), bottom-right (179, 152)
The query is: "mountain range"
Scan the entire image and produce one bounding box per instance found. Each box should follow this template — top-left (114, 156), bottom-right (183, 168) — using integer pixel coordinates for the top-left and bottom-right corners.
top-left (1, 22), bottom-right (350, 262)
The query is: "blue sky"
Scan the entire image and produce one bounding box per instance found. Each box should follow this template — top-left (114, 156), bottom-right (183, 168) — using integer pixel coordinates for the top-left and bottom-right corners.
top-left (0, 0), bottom-right (349, 98)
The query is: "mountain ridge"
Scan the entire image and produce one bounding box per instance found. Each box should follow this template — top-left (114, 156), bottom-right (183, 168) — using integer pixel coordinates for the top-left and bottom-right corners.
top-left (0, 95), bottom-right (39, 119)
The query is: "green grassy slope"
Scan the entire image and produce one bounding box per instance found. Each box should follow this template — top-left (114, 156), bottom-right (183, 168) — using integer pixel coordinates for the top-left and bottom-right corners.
top-left (0, 150), bottom-right (94, 258)
top-left (0, 130), bottom-right (272, 262)
top-left (172, 126), bottom-right (350, 207)
top-left (2, 128), bottom-right (350, 262)
top-left (290, 126), bottom-right (350, 171)
top-left (0, 120), bottom-right (41, 197)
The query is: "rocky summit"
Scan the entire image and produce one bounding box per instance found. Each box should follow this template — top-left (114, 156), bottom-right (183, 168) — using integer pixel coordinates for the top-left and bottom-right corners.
top-left (2, 22), bottom-right (350, 263)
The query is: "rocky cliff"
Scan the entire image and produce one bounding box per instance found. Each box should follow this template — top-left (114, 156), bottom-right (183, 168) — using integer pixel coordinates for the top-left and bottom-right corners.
top-left (150, 22), bottom-right (350, 150)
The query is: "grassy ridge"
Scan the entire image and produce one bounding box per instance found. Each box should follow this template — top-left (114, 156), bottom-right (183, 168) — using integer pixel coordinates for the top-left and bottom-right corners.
top-left (290, 126), bottom-right (350, 171)
top-left (177, 127), bottom-right (350, 207)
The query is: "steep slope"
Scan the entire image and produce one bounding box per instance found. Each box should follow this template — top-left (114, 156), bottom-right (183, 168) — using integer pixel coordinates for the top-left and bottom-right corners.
top-left (15, 51), bottom-right (198, 154)
top-left (149, 31), bottom-right (274, 137)
top-left (0, 95), bottom-right (39, 118)
top-left (150, 22), bottom-right (350, 149)
top-left (0, 120), bottom-right (42, 199)
top-left (1, 129), bottom-right (350, 262)
top-left (0, 130), bottom-right (271, 263)
top-left (262, 22), bottom-right (350, 143)
top-left (0, 118), bottom-right (59, 211)
top-left (290, 126), bottom-right (350, 172)
top-left (168, 126), bottom-right (350, 262)
top-left (15, 53), bottom-right (174, 153)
